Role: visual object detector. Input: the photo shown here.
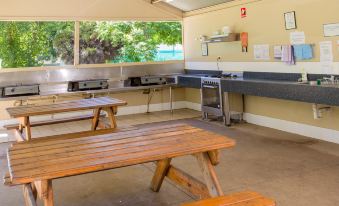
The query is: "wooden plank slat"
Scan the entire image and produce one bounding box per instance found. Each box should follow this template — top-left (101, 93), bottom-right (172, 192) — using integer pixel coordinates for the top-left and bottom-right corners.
top-left (9, 124), bottom-right (192, 151)
top-left (181, 191), bottom-right (275, 206)
top-left (9, 126), bottom-right (198, 158)
top-left (6, 97), bottom-right (127, 118)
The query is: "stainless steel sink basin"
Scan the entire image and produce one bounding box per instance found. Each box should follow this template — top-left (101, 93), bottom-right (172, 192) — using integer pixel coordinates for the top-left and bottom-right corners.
top-left (296, 81), bottom-right (339, 88)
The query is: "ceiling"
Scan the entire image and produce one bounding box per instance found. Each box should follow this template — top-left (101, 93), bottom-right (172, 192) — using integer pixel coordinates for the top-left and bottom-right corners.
top-left (165, 0), bottom-right (236, 12)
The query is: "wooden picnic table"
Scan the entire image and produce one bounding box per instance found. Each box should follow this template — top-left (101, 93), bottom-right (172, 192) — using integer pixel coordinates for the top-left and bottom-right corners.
top-left (4, 124), bottom-right (235, 206)
top-left (6, 97), bottom-right (127, 141)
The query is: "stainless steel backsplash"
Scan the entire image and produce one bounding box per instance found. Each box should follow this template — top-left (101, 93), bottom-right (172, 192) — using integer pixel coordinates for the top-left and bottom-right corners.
top-left (0, 63), bottom-right (184, 86)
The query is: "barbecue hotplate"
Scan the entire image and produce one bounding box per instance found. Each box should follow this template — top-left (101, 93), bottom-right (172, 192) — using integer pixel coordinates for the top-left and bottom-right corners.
top-left (67, 79), bottom-right (109, 92)
top-left (1, 84), bottom-right (40, 97)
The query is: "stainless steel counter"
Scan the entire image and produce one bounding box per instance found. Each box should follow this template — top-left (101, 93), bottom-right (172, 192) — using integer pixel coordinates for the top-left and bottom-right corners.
top-left (0, 81), bottom-right (178, 101)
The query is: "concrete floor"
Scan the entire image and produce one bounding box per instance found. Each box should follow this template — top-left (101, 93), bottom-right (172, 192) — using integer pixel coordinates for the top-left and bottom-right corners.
top-left (1, 110), bottom-right (339, 205)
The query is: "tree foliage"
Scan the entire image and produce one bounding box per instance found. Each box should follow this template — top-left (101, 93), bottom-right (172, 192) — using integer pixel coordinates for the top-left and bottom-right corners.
top-left (0, 21), bottom-right (182, 68)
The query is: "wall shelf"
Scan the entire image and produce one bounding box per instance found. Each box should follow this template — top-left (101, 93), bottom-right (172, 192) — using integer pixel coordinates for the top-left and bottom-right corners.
top-left (203, 33), bottom-right (240, 44)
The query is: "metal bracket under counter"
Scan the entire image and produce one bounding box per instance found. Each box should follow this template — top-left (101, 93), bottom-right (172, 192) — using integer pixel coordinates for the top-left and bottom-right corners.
top-left (84, 84), bottom-right (176, 114)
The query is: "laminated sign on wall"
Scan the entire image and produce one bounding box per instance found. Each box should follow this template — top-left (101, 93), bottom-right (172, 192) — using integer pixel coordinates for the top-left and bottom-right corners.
top-left (319, 41), bottom-right (334, 74)
top-left (290, 31), bottom-right (305, 45)
top-left (323, 23), bottom-right (339, 37)
top-left (254, 44), bottom-right (270, 60)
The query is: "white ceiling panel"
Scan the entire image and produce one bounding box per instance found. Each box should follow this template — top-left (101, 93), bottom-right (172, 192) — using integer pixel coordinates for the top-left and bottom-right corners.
top-left (166, 0), bottom-right (236, 12)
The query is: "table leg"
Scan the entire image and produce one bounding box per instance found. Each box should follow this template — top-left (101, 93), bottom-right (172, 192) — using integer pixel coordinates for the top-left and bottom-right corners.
top-left (207, 150), bottom-right (220, 166)
top-left (35, 180), bottom-right (54, 206)
top-left (150, 158), bottom-right (172, 192)
top-left (19, 117), bottom-right (32, 141)
top-left (91, 108), bottom-right (102, 131)
top-left (169, 86), bottom-right (173, 113)
top-left (106, 107), bottom-right (117, 129)
top-left (195, 152), bottom-right (224, 197)
top-left (23, 184), bottom-right (37, 206)
top-left (24, 117), bottom-right (32, 141)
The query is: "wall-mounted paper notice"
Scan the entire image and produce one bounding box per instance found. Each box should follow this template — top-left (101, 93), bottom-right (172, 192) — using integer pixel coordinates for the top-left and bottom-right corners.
top-left (319, 41), bottom-right (334, 74)
top-left (254, 44), bottom-right (270, 60)
top-left (274, 46), bottom-right (282, 59)
top-left (324, 23), bottom-right (339, 37)
top-left (290, 31), bottom-right (305, 45)
top-left (320, 41), bottom-right (333, 63)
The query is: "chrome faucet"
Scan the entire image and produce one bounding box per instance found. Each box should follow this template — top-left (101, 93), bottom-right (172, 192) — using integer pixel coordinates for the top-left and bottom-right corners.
top-left (322, 75), bottom-right (339, 87)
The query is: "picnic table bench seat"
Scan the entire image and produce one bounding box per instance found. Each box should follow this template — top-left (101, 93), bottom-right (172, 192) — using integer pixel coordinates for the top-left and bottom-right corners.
top-left (181, 191), bottom-right (276, 206)
top-left (3, 114), bottom-right (105, 130)
top-left (4, 124), bottom-right (235, 206)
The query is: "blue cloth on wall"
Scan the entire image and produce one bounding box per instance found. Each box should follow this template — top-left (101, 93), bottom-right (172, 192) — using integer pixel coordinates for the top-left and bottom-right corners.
top-left (302, 44), bottom-right (313, 59)
top-left (293, 44), bottom-right (313, 60)
top-left (293, 45), bottom-right (303, 60)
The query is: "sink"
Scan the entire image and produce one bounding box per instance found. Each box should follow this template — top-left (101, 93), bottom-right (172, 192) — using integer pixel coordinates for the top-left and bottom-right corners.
top-left (296, 81), bottom-right (339, 88)
top-left (296, 81), bottom-right (312, 85)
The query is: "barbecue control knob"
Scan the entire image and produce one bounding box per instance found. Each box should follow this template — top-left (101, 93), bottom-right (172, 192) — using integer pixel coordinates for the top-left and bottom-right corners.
top-left (11, 88), bottom-right (15, 93)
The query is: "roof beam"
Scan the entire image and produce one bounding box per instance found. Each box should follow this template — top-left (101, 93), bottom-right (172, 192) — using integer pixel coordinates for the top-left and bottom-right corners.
top-left (151, 0), bottom-right (164, 4)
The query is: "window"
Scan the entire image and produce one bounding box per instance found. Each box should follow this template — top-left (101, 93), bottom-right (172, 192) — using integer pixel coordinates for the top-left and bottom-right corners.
top-left (0, 21), bottom-right (183, 69)
top-left (0, 21), bottom-right (74, 69)
top-left (79, 21), bottom-right (183, 64)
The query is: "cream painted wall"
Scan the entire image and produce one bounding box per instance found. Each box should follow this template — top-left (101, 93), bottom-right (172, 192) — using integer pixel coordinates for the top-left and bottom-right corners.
top-left (183, 0), bottom-right (339, 132)
top-left (0, 0), bottom-right (182, 21)
top-left (184, 0), bottom-right (339, 62)
top-left (245, 96), bottom-right (339, 131)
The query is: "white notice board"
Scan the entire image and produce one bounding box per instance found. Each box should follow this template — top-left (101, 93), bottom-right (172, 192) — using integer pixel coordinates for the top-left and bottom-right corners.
top-left (324, 23), bottom-right (339, 37)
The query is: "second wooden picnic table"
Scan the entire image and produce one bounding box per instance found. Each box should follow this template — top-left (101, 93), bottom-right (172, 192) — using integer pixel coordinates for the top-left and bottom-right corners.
top-left (6, 96), bottom-right (127, 141)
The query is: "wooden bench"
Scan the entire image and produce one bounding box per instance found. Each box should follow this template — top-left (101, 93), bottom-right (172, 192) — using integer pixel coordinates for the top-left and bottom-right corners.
top-left (5, 97), bottom-right (127, 141)
top-left (4, 124), bottom-right (235, 206)
top-left (181, 191), bottom-right (276, 206)
top-left (3, 114), bottom-right (105, 130)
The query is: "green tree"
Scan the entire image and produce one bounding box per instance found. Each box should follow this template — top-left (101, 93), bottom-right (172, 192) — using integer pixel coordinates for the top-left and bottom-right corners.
top-left (0, 22), bottom-right (50, 68)
top-left (95, 21), bottom-right (182, 63)
top-left (0, 21), bottom-right (182, 68)
top-left (0, 21), bottom-right (73, 68)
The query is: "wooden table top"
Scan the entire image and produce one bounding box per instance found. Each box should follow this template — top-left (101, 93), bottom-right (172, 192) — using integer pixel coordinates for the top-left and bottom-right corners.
top-left (7, 124), bottom-right (235, 185)
top-left (6, 97), bottom-right (127, 118)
